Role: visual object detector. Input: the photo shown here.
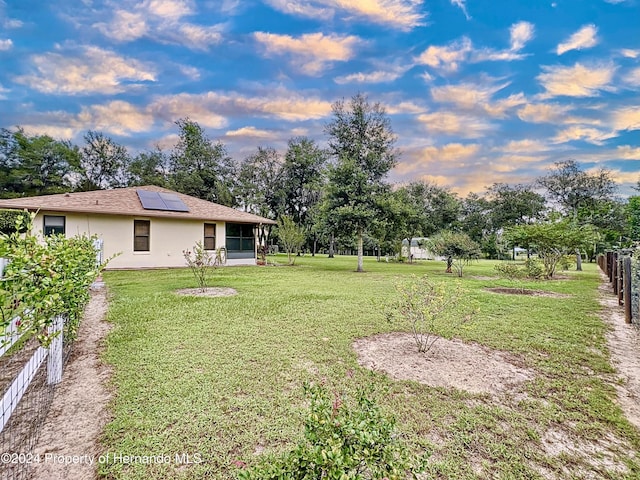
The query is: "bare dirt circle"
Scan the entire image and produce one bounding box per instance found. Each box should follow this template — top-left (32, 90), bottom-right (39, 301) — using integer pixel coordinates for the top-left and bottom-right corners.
top-left (485, 287), bottom-right (572, 298)
top-left (175, 287), bottom-right (238, 297)
top-left (353, 332), bottom-right (535, 396)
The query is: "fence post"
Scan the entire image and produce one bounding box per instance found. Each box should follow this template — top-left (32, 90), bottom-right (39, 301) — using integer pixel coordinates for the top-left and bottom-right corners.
top-left (623, 256), bottom-right (632, 324)
top-left (47, 315), bottom-right (64, 385)
top-left (608, 251), bottom-right (614, 281)
top-left (612, 252), bottom-right (618, 294)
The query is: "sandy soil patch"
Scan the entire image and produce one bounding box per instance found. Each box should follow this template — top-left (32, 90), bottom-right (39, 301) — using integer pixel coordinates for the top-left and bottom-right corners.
top-left (485, 287), bottom-right (572, 298)
top-left (353, 332), bottom-right (535, 396)
top-left (30, 282), bottom-right (111, 480)
top-left (597, 273), bottom-right (640, 431)
top-left (175, 287), bottom-right (238, 297)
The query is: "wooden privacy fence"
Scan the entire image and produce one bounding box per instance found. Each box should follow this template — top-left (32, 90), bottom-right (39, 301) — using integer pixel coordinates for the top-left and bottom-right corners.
top-left (598, 249), bottom-right (638, 325)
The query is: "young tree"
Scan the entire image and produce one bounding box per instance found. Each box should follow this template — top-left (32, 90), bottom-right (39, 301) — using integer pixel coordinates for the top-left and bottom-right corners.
top-left (170, 118), bottom-right (236, 205)
top-left (504, 219), bottom-right (597, 278)
top-left (427, 231), bottom-right (481, 277)
top-left (277, 215), bottom-right (306, 265)
top-left (323, 93), bottom-right (397, 272)
top-left (74, 131), bottom-right (130, 190)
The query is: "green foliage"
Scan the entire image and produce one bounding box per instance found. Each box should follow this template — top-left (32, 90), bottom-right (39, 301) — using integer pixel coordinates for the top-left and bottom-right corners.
top-left (170, 118), bottom-right (236, 206)
top-left (0, 209), bottom-right (30, 234)
top-left (523, 258), bottom-right (544, 279)
top-left (385, 275), bottom-right (475, 353)
top-left (494, 259), bottom-right (544, 282)
top-left (0, 213), bottom-right (101, 348)
top-left (237, 382), bottom-right (426, 480)
top-left (182, 241), bottom-right (217, 291)
top-left (75, 130), bottom-right (130, 190)
top-left (504, 219), bottom-right (597, 278)
top-left (627, 197), bottom-right (640, 242)
top-left (323, 93), bottom-right (397, 272)
top-left (427, 231), bottom-right (481, 277)
top-left (277, 216), bottom-right (306, 265)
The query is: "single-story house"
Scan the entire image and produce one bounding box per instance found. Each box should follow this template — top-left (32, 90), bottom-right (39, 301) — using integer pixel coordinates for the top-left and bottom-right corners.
top-left (0, 186), bottom-right (276, 269)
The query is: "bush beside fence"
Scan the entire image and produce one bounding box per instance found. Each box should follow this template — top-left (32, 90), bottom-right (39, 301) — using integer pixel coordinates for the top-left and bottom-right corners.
top-left (0, 212), bottom-right (101, 480)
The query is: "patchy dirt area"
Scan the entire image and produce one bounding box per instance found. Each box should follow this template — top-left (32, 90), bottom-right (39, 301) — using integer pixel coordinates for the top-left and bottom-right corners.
top-left (597, 273), bottom-right (640, 431)
top-left (175, 286), bottom-right (238, 297)
top-left (30, 282), bottom-right (111, 480)
top-left (353, 332), bottom-right (534, 396)
top-left (485, 287), bottom-right (573, 298)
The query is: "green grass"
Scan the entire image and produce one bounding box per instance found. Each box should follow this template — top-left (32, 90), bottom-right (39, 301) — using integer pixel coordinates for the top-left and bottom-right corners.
top-left (99, 255), bottom-right (640, 479)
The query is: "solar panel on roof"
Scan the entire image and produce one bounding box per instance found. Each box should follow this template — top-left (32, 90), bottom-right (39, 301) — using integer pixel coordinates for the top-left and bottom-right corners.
top-left (159, 192), bottom-right (190, 212)
top-left (136, 189), bottom-right (190, 212)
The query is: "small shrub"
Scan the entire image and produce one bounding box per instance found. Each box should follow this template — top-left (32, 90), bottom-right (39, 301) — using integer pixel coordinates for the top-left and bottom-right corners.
top-left (494, 262), bottom-right (526, 281)
top-left (236, 382), bottom-right (426, 479)
top-left (523, 258), bottom-right (544, 279)
top-left (386, 275), bottom-right (476, 354)
top-left (559, 255), bottom-right (573, 271)
top-left (183, 241), bottom-right (215, 291)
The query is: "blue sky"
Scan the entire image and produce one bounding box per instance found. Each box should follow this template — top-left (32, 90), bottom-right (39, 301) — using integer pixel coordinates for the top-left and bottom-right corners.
top-left (0, 0), bottom-right (639, 196)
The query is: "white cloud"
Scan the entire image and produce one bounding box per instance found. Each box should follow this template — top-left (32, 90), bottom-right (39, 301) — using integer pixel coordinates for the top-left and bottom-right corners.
top-left (417, 111), bottom-right (493, 137)
top-left (415, 37), bottom-right (472, 72)
top-left (552, 125), bottom-right (616, 145)
top-left (225, 126), bottom-right (275, 139)
top-left (77, 101), bottom-right (155, 136)
top-left (94, 1), bottom-right (223, 50)
top-left (14, 46), bottom-right (156, 95)
top-left (430, 82), bottom-right (508, 109)
top-left (624, 67), bottom-right (640, 87)
top-left (615, 145), bottom-right (640, 159)
top-left (95, 10), bottom-right (148, 42)
top-left (556, 24), bottom-right (598, 55)
top-left (254, 32), bottom-right (360, 75)
top-left (144, 0), bottom-right (194, 19)
top-left (264, 0), bottom-right (426, 31)
top-left (611, 106), bottom-right (640, 131)
top-left (517, 102), bottom-right (571, 123)
top-left (450, 0), bottom-right (470, 19)
top-left (148, 89), bottom-right (332, 123)
top-left (620, 48), bottom-right (640, 58)
top-left (473, 21), bottom-right (534, 63)
top-left (334, 66), bottom-right (407, 84)
top-left (0, 38), bottom-right (12, 50)
top-left (537, 62), bottom-right (616, 98)
top-left (510, 21), bottom-right (535, 51)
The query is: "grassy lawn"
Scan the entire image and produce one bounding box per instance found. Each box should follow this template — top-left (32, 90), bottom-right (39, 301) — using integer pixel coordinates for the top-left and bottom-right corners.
top-left (99, 255), bottom-right (640, 479)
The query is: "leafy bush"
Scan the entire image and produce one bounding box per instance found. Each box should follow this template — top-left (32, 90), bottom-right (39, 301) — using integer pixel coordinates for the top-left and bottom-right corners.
top-left (523, 258), bottom-right (544, 279)
top-left (183, 241), bottom-right (216, 291)
top-left (236, 382), bottom-right (426, 479)
top-left (0, 209), bottom-right (30, 234)
top-left (0, 212), bottom-right (101, 348)
top-left (277, 216), bottom-right (306, 266)
top-left (386, 275), bottom-right (476, 354)
top-left (427, 231), bottom-right (481, 277)
top-left (558, 255), bottom-right (574, 271)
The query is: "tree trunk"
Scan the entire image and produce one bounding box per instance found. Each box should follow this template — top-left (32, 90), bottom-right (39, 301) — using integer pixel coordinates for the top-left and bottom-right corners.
top-left (357, 228), bottom-right (364, 272)
top-left (328, 232), bottom-right (334, 258)
top-left (576, 249), bottom-right (582, 271)
top-left (312, 236), bottom-right (317, 257)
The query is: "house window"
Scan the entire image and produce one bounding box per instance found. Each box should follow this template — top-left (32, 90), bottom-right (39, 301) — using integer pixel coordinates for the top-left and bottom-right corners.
top-left (226, 223), bottom-right (255, 259)
top-left (204, 223), bottom-right (216, 250)
top-left (43, 215), bottom-right (65, 236)
top-left (134, 220), bottom-right (150, 252)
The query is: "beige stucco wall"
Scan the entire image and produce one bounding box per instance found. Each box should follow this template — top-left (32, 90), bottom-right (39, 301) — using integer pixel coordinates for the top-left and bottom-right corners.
top-left (32, 211), bottom-right (256, 269)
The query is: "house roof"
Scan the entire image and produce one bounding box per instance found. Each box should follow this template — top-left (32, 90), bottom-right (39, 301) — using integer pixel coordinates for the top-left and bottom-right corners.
top-left (0, 186), bottom-right (277, 224)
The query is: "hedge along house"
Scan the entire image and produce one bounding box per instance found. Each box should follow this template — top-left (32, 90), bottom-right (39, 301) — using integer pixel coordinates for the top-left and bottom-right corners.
top-left (0, 186), bottom-right (276, 269)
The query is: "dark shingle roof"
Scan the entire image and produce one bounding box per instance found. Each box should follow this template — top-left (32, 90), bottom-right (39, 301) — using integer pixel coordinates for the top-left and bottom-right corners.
top-left (0, 186), bottom-right (276, 224)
